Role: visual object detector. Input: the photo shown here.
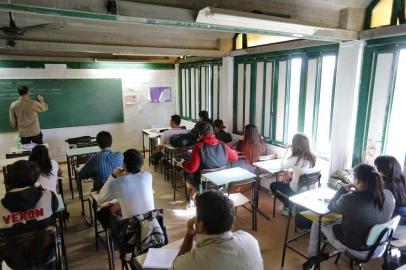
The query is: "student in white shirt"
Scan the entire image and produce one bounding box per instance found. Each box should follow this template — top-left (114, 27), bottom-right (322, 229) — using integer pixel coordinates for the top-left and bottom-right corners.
top-left (172, 190), bottom-right (263, 270)
top-left (151, 114), bottom-right (188, 164)
top-left (270, 133), bottom-right (319, 215)
top-left (29, 144), bottom-right (62, 193)
top-left (97, 149), bottom-right (154, 232)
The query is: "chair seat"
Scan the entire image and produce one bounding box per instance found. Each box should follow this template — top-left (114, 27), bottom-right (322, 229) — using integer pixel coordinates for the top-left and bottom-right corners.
top-left (229, 193), bottom-right (250, 207)
top-left (391, 238), bottom-right (406, 249)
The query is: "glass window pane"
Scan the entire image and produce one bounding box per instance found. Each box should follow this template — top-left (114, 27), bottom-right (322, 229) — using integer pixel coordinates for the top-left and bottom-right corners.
top-left (191, 68), bottom-right (196, 119)
top-left (212, 66), bottom-right (219, 120)
top-left (182, 69), bottom-right (186, 116)
top-left (275, 60), bottom-right (287, 142)
top-left (264, 62), bottom-right (273, 138)
top-left (304, 58), bottom-right (318, 138)
top-left (315, 55), bottom-right (336, 154)
top-left (287, 57), bottom-right (302, 142)
top-left (201, 67), bottom-right (206, 112)
top-left (195, 68), bottom-right (200, 119)
top-left (367, 52), bottom-right (394, 162)
top-left (185, 69), bottom-right (190, 117)
top-left (244, 64), bottom-right (251, 127)
top-left (255, 62), bottom-right (264, 133)
top-left (208, 66), bottom-right (212, 118)
top-left (385, 49), bottom-right (406, 169)
top-left (237, 64), bottom-right (244, 132)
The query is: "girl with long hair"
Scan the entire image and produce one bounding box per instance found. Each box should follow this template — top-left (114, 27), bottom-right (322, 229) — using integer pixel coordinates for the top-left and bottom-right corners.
top-left (375, 155), bottom-right (406, 238)
top-left (29, 145), bottom-right (62, 192)
top-left (304, 163), bottom-right (395, 269)
top-left (270, 133), bottom-right (318, 215)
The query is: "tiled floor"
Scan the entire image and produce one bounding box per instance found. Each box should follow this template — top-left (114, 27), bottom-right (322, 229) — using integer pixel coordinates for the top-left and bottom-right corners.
top-left (1, 161), bottom-right (382, 269)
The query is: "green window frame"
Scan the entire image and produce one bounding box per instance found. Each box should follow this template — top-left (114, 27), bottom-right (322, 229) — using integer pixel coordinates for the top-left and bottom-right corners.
top-left (179, 59), bottom-right (222, 121)
top-left (353, 35), bottom-right (406, 166)
top-left (233, 45), bottom-right (338, 156)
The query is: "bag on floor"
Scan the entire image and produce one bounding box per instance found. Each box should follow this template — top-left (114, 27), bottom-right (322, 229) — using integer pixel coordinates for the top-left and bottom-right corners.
top-left (382, 248), bottom-right (406, 270)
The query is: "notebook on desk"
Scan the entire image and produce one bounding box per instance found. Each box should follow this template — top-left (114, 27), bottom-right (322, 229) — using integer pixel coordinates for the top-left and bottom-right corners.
top-left (143, 248), bottom-right (179, 270)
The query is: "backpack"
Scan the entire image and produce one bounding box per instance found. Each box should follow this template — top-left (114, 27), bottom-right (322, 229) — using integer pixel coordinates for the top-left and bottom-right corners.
top-left (328, 169), bottom-right (354, 190)
top-left (169, 132), bottom-right (198, 147)
top-left (66, 136), bottom-right (92, 145)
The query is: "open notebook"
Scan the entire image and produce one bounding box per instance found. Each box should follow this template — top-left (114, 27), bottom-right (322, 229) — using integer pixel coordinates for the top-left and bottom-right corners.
top-left (143, 248), bottom-right (179, 270)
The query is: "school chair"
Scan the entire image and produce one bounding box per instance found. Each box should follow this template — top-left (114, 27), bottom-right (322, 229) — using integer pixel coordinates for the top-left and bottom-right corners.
top-left (227, 178), bottom-right (257, 231)
top-left (106, 209), bottom-right (168, 270)
top-left (325, 215), bottom-right (400, 270)
top-left (272, 171), bottom-right (321, 218)
top-left (0, 225), bottom-right (68, 270)
top-left (5, 152), bottom-right (30, 159)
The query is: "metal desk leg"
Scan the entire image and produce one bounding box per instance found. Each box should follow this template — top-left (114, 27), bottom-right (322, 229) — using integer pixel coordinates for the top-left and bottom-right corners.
top-left (142, 131), bottom-right (146, 158)
top-left (255, 167), bottom-right (271, 221)
top-left (281, 205), bottom-right (292, 267)
top-left (66, 155), bottom-right (74, 199)
top-left (316, 215), bottom-right (323, 269)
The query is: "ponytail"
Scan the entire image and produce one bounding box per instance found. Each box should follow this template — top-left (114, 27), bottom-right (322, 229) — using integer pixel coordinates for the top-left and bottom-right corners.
top-left (354, 164), bottom-right (385, 210)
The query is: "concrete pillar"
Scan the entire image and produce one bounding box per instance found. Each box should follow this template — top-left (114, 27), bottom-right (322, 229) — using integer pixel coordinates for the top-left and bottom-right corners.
top-left (329, 40), bottom-right (365, 173)
top-left (219, 56), bottom-right (234, 131)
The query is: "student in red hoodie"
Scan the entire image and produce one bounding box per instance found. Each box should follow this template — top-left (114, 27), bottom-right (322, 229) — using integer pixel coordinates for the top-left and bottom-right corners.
top-left (178, 121), bottom-right (238, 196)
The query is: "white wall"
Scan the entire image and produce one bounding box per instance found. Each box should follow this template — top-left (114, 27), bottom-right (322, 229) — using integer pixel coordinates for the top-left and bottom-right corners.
top-left (0, 65), bottom-right (176, 161)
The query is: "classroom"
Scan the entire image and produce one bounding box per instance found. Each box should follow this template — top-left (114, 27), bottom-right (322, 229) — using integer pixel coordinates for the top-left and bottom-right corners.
top-left (0, 0), bottom-right (405, 269)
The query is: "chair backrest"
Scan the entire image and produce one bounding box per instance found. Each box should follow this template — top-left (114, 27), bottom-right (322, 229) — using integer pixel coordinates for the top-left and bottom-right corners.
top-left (298, 172), bottom-right (321, 190)
top-left (75, 153), bottom-right (95, 166)
top-left (5, 152), bottom-right (30, 159)
top-left (0, 227), bottom-right (56, 269)
top-left (228, 178), bottom-right (256, 194)
top-left (367, 215), bottom-right (401, 246)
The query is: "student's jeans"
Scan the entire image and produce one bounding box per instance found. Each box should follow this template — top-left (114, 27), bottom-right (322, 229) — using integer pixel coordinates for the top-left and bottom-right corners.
top-left (270, 182), bottom-right (296, 208)
top-left (20, 132), bottom-right (43, 144)
top-left (308, 221), bottom-right (385, 259)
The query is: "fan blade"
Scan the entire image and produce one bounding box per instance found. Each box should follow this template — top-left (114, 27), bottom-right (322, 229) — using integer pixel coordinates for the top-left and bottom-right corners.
top-left (9, 12), bottom-right (17, 28)
top-left (22, 23), bottom-right (65, 32)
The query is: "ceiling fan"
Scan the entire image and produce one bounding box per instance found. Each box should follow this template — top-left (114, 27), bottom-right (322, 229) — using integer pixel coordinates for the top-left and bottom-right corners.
top-left (1, 11), bottom-right (65, 47)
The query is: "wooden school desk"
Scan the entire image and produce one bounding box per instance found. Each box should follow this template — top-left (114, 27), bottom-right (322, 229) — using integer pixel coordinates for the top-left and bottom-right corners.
top-left (253, 158), bottom-right (284, 220)
top-left (8, 143), bottom-right (49, 155)
top-left (281, 187), bottom-right (336, 269)
top-left (66, 145), bottom-right (100, 199)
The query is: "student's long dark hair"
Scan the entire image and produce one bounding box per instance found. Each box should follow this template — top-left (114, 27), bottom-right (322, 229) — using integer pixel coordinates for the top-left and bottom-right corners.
top-left (374, 155), bottom-right (406, 205)
top-left (353, 163), bottom-right (385, 210)
top-left (240, 124), bottom-right (263, 164)
top-left (291, 133), bottom-right (316, 168)
top-left (29, 145), bottom-right (53, 176)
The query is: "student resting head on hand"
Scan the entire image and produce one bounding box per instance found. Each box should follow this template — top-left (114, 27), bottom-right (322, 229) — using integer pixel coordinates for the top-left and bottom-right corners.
top-left (172, 190), bottom-right (263, 270)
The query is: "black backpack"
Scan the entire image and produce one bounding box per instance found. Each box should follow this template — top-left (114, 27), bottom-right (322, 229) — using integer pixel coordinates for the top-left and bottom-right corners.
top-left (169, 132), bottom-right (198, 147)
top-left (66, 136), bottom-right (92, 145)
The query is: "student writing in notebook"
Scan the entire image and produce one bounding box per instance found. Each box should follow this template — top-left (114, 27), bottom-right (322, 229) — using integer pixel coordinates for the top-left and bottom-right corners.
top-left (172, 190), bottom-right (263, 270)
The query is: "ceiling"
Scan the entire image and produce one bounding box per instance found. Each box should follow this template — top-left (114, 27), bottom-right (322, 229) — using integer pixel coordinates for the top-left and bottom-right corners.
top-left (0, 0), bottom-right (374, 62)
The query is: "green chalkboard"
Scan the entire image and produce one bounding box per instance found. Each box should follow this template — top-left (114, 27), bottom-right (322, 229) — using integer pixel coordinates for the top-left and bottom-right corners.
top-left (0, 79), bottom-right (123, 132)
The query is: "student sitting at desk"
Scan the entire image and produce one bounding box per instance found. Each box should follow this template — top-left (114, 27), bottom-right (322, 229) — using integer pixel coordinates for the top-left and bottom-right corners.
top-left (213, 119), bottom-right (232, 144)
top-left (0, 160), bottom-right (59, 230)
top-left (78, 131), bottom-right (124, 191)
top-left (97, 149), bottom-right (154, 235)
top-left (152, 114), bottom-right (188, 163)
top-left (304, 164), bottom-right (395, 269)
top-left (270, 133), bottom-right (318, 215)
top-left (178, 122), bottom-right (238, 196)
top-left (172, 190), bottom-right (263, 270)
top-left (375, 155), bottom-right (406, 239)
top-left (232, 124), bottom-right (268, 173)
top-left (29, 145), bottom-right (62, 193)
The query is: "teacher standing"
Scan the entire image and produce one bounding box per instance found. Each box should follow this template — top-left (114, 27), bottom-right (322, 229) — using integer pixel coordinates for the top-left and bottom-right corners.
top-left (9, 86), bottom-right (48, 144)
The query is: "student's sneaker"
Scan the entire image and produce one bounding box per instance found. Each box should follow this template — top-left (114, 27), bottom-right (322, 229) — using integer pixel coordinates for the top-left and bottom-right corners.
top-left (279, 207), bottom-right (290, 216)
top-left (302, 254), bottom-right (329, 270)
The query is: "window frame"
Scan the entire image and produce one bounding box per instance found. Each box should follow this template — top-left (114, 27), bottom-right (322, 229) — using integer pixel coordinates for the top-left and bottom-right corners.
top-left (233, 45), bottom-right (338, 153)
top-left (352, 35), bottom-right (406, 165)
top-left (179, 59), bottom-right (222, 121)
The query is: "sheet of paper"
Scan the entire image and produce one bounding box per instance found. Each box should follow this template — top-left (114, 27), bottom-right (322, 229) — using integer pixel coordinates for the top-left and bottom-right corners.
top-left (143, 248), bottom-right (179, 269)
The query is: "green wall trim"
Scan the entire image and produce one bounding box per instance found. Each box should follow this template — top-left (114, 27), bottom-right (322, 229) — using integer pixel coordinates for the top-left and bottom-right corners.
top-left (0, 60), bottom-right (175, 70)
top-left (0, 3), bottom-right (116, 21)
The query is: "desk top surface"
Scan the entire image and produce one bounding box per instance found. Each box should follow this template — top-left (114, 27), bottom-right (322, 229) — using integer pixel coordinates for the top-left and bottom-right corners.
top-left (135, 239), bottom-right (183, 268)
top-left (202, 167), bottom-right (256, 186)
top-left (289, 187), bottom-right (336, 215)
top-left (142, 127), bottom-right (171, 136)
top-left (253, 158), bottom-right (283, 173)
top-left (9, 143), bottom-right (49, 154)
top-left (66, 146), bottom-right (100, 157)
top-left (0, 156), bottom-right (29, 167)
